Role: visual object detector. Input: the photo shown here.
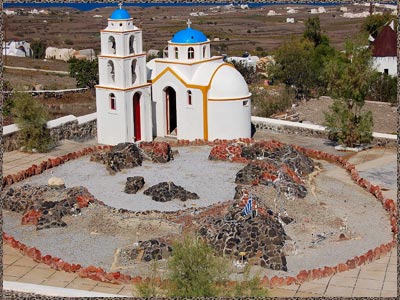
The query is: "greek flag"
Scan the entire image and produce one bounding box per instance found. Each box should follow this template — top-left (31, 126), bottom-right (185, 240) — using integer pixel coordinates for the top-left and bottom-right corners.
top-left (241, 196), bottom-right (252, 217)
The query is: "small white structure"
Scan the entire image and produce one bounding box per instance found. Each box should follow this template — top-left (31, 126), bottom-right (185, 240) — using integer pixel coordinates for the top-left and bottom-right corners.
top-left (267, 10), bottom-right (280, 16)
top-left (371, 22), bottom-right (397, 77)
top-left (2, 41), bottom-right (31, 57)
top-left (45, 47), bottom-right (75, 61)
top-left (340, 7), bottom-right (348, 12)
top-left (4, 9), bottom-right (16, 15)
top-left (342, 11), bottom-right (369, 18)
top-left (226, 56), bottom-right (259, 70)
top-left (73, 49), bottom-right (96, 61)
top-left (286, 18), bottom-right (295, 23)
top-left (96, 7), bottom-right (251, 144)
top-left (287, 8), bottom-right (297, 14)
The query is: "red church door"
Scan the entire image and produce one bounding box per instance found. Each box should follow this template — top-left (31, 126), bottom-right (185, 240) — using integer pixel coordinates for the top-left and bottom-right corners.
top-left (133, 93), bottom-right (141, 141)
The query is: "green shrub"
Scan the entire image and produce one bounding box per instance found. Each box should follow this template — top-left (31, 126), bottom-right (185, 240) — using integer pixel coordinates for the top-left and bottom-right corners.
top-left (251, 86), bottom-right (295, 118)
top-left (167, 236), bottom-right (228, 297)
top-left (12, 92), bottom-right (54, 152)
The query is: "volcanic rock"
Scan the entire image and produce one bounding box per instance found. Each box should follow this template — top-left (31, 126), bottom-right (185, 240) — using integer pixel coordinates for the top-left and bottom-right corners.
top-left (90, 142), bottom-right (143, 174)
top-left (197, 204), bottom-right (288, 271)
top-left (124, 176), bottom-right (145, 194)
top-left (144, 182), bottom-right (199, 202)
top-left (47, 177), bottom-right (65, 189)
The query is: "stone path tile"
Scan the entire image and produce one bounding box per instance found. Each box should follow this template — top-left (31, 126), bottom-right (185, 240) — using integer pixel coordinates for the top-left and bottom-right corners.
top-left (382, 280), bottom-right (397, 292)
top-left (4, 265), bottom-right (34, 278)
top-left (358, 269), bottom-right (386, 281)
top-left (117, 286), bottom-right (136, 297)
top-left (3, 254), bottom-right (22, 266)
top-left (352, 287), bottom-right (381, 297)
top-left (277, 283), bottom-right (300, 291)
top-left (13, 256), bottom-right (42, 268)
top-left (329, 275), bottom-right (358, 287)
top-left (295, 291), bottom-right (322, 297)
top-left (40, 280), bottom-right (70, 288)
top-left (297, 282), bottom-right (327, 295)
top-left (355, 278), bottom-right (384, 291)
top-left (334, 267), bottom-right (359, 278)
top-left (46, 271), bottom-right (78, 283)
top-left (380, 290), bottom-right (398, 297)
top-left (269, 288), bottom-right (297, 297)
top-left (91, 285), bottom-right (124, 294)
top-left (384, 271), bottom-right (397, 282)
top-left (324, 285), bottom-right (353, 297)
top-left (21, 267), bottom-right (56, 280)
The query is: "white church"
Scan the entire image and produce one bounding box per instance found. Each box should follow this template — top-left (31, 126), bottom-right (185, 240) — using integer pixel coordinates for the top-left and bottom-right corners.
top-left (96, 6), bottom-right (252, 145)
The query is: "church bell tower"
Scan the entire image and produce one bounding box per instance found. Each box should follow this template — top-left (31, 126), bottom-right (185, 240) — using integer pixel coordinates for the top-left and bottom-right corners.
top-left (96, 4), bottom-right (152, 145)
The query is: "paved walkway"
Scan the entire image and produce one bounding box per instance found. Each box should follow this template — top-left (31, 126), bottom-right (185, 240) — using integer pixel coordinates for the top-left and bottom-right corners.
top-left (2, 137), bottom-right (398, 297)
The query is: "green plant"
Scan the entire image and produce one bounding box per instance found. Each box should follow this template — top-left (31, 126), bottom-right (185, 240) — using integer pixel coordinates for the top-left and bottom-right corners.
top-left (136, 259), bottom-right (165, 297)
top-left (225, 265), bottom-right (269, 297)
top-left (30, 39), bottom-right (46, 59)
top-left (368, 72), bottom-right (397, 104)
top-left (64, 38), bottom-right (74, 45)
top-left (167, 236), bottom-right (228, 297)
top-left (252, 86), bottom-right (295, 117)
top-left (230, 60), bottom-right (258, 85)
top-left (12, 92), bottom-right (54, 152)
top-left (68, 57), bottom-right (99, 89)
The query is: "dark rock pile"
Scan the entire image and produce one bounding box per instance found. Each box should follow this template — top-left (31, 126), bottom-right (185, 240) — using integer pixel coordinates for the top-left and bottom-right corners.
top-left (125, 239), bottom-right (173, 263)
top-left (2, 184), bottom-right (95, 230)
top-left (209, 140), bottom-right (314, 199)
top-left (124, 176), bottom-right (145, 194)
top-left (144, 182), bottom-right (199, 202)
top-left (198, 204), bottom-right (288, 271)
top-left (90, 143), bottom-right (143, 174)
top-left (139, 142), bottom-right (174, 163)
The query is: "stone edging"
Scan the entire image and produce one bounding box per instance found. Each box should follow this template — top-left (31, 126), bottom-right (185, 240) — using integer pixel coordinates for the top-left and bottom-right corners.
top-left (2, 140), bottom-right (397, 288)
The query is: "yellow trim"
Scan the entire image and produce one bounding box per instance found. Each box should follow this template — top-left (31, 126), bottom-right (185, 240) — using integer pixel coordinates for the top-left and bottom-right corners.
top-left (208, 95), bottom-right (252, 101)
top-left (150, 63), bottom-right (234, 140)
top-left (98, 53), bottom-right (146, 59)
top-left (168, 41), bottom-right (210, 46)
top-left (95, 83), bottom-right (151, 91)
top-left (153, 56), bottom-right (223, 66)
top-left (101, 28), bottom-right (140, 33)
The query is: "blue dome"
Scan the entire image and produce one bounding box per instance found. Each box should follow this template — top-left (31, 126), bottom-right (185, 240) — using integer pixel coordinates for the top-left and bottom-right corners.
top-left (171, 28), bottom-right (208, 44)
top-left (110, 8), bottom-right (131, 20)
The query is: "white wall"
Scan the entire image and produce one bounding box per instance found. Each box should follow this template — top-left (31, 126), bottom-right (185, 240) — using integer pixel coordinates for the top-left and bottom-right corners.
top-left (372, 57), bottom-right (397, 77)
top-left (208, 98), bottom-right (251, 140)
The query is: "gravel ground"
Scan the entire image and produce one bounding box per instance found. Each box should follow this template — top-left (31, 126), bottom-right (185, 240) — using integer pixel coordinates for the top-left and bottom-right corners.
top-left (13, 146), bottom-right (244, 212)
top-left (3, 146), bottom-right (393, 277)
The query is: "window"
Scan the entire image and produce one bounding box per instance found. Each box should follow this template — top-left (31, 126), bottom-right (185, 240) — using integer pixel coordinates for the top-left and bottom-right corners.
top-left (129, 35), bottom-right (135, 54)
top-left (384, 69), bottom-right (389, 75)
top-left (203, 46), bottom-right (207, 58)
top-left (131, 59), bottom-right (137, 84)
top-left (188, 47), bottom-right (194, 59)
top-left (243, 100), bottom-right (249, 107)
top-left (107, 60), bottom-right (115, 83)
top-left (110, 93), bottom-right (116, 110)
top-left (187, 90), bottom-right (192, 105)
top-left (108, 36), bottom-right (116, 54)
top-left (174, 47), bottom-right (179, 59)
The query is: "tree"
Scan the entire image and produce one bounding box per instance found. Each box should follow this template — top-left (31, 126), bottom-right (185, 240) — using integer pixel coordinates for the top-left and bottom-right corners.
top-left (229, 60), bottom-right (258, 84)
top-left (167, 236), bottom-right (228, 297)
top-left (271, 37), bottom-right (316, 99)
top-left (68, 57), bottom-right (99, 89)
top-left (303, 16), bottom-right (323, 47)
top-left (362, 13), bottom-right (396, 38)
top-left (30, 39), bottom-right (46, 59)
top-left (324, 38), bottom-right (374, 147)
top-left (12, 92), bottom-right (53, 152)
top-left (368, 72), bottom-right (397, 104)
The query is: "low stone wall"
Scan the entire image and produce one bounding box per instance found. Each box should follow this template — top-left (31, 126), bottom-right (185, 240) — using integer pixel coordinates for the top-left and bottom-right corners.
top-left (251, 116), bottom-right (397, 148)
top-left (3, 113), bottom-right (97, 152)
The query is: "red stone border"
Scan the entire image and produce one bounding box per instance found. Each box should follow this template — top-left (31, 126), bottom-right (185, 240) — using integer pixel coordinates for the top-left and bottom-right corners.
top-left (2, 140), bottom-right (397, 287)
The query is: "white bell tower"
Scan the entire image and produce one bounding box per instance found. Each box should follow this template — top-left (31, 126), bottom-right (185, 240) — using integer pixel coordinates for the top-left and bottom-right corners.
top-left (96, 4), bottom-right (153, 145)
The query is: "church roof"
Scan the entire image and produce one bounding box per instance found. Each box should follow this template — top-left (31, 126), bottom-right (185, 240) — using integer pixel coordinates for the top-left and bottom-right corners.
top-left (110, 8), bottom-right (131, 20)
top-left (171, 28), bottom-right (208, 44)
top-left (371, 25), bottom-right (396, 57)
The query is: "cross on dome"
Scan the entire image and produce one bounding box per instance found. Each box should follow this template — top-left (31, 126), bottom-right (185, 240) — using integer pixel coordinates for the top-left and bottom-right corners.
top-left (118, 2), bottom-right (123, 9)
top-left (186, 19), bottom-right (192, 28)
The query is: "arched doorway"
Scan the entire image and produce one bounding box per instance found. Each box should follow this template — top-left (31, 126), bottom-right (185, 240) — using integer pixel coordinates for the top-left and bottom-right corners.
top-left (165, 87), bottom-right (177, 135)
top-left (133, 93), bottom-right (141, 141)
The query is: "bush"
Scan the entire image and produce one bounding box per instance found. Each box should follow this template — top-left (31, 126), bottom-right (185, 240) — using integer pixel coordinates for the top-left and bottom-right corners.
top-left (167, 236), bottom-right (228, 297)
top-left (251, 86), bottom-right (295, 118)
top-left (368, 72), bottom-right (397, 104)
top-left (12, 92), bottom-right (54, 152)
top-left (64, 39), bottom-right (74, 45)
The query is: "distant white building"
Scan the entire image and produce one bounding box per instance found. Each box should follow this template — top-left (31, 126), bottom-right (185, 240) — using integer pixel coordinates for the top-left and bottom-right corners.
top-left (96, 7), bottom-right (251, 145)
top-left (45, 47), bottom-right (75, 61)
top-left (371, 22), bottom-right (397, 77)
top-left (2, 41), bottom-right (31, 57)
top-left (226, 55), bottom-right (259, 70)
top-left (286, 18), bottom-right (295, 23)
